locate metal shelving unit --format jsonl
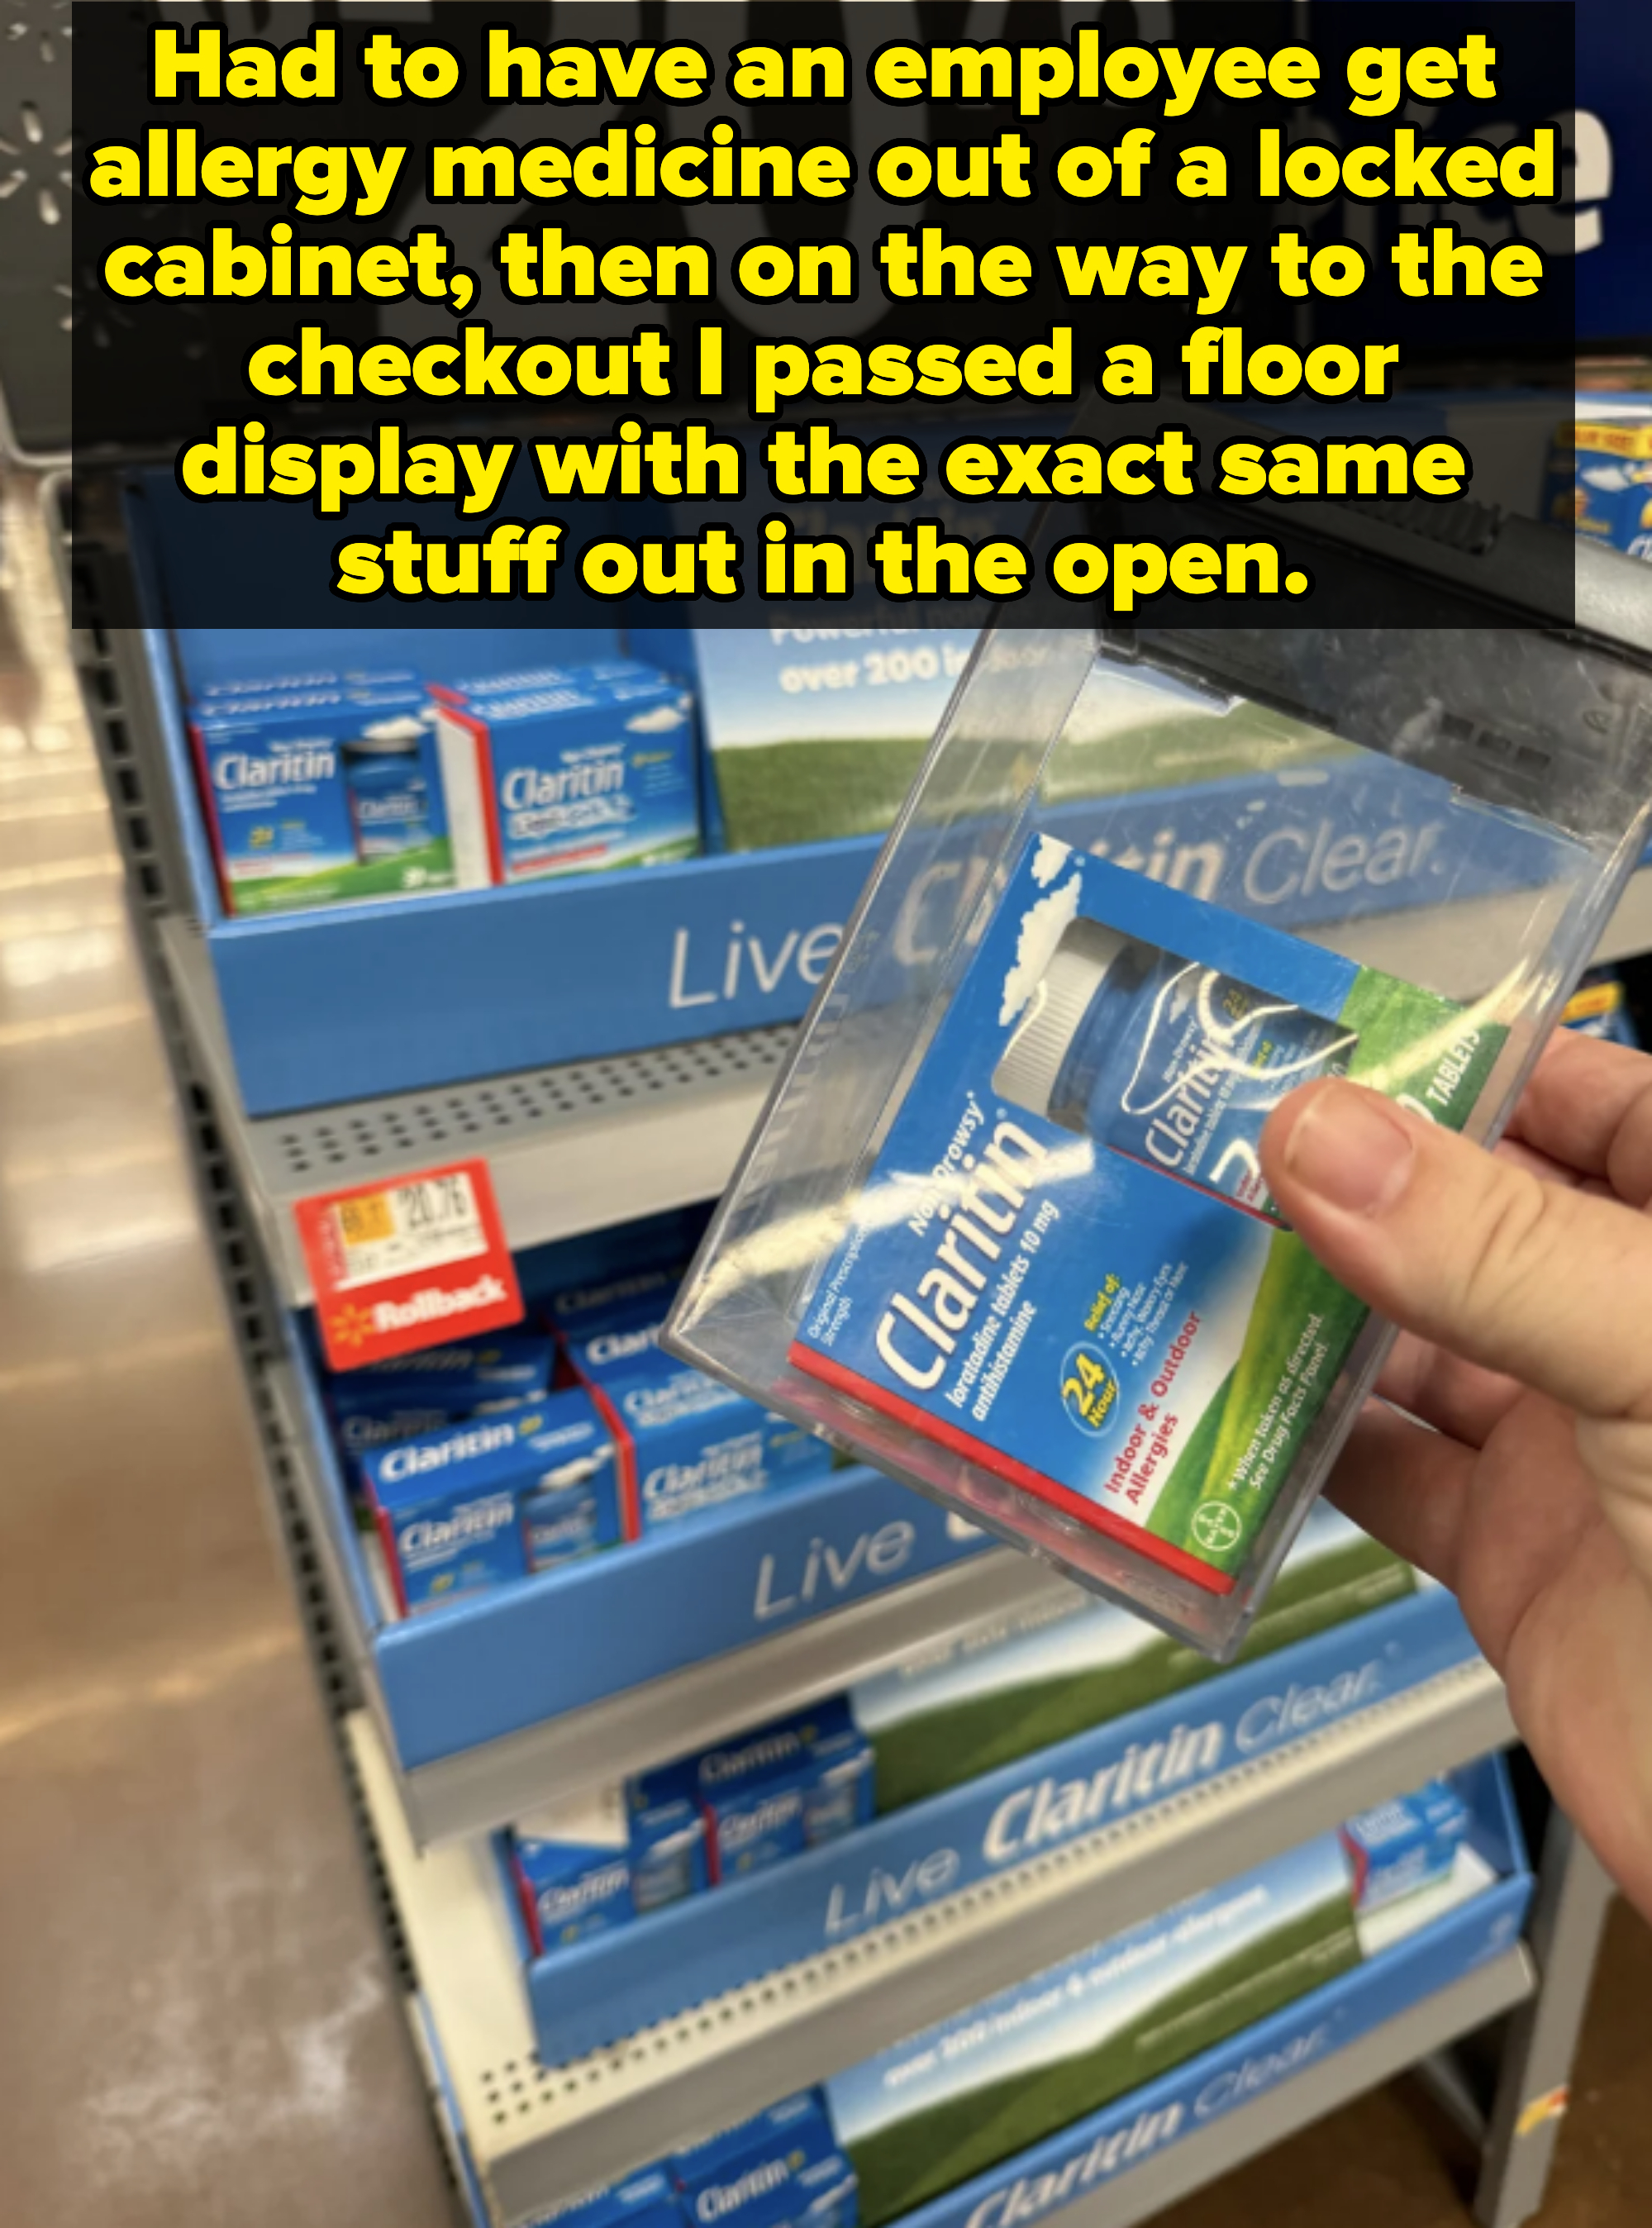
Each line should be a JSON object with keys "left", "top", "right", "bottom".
{"left": 159, "top": 872, "right": 1652, "bottom": 1307}
{"left": 351, "top": 1657, "right": 1519, "bottom": 2223}
{"left": 39, "top": 460, "right": 1632, "bottom": 2228}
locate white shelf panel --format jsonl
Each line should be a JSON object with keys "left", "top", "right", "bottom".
{"left": 349, "top": 1650, "right": 1516, "bottom": 2225}
{"left": 164, "top": 867, "right": 1652, "bottom": 1306}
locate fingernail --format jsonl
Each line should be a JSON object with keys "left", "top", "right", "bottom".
{"left": 1283, "top": 1083, "right": 1416, "bottom": 1216}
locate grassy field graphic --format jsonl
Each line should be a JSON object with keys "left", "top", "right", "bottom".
{"left": 870, "top": 1533, "right": 1412, "bottom": 1814}
{"left": 227, "top": 838, "right": 456, "bottom": 914}
{"left": 711, "top": 711, "right": 1343, "bottom": 854}
{"left": 848, "top": 1892, "right": 1361, "bottom": 2227}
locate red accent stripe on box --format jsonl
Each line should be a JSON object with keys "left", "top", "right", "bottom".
{"left": 582, "top": 1374, "right": 640, "bottom": 1542}
{"left": 509, "top": 1849, "right": 546, "bottom": 1959}
{"left": 788, "top": 1344, "right": 1235, "bottom": 1597}
{"left": 452, "top": 707, "right": 507, "bottom": 887}
{"left": 369, "top": 1495, "right": 413, "bottom": 1620}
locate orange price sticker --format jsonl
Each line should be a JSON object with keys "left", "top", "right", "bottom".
{"left": 293, "top": 1158, "right": 521, "bottom": 1371}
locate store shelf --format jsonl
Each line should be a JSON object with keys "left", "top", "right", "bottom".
{"left": 164, "top": 859, "right": 1652, "bottom": 1305}
{"left": 350, "top": 1654, "right": 1516, "bottom": 2223}
{"left": 276, "top": 1362, "right": 1075, "bottom": 1844}
{"left": 162, "top": 913, "right": 791, "bottom": 1303}
{"left": 1052, "top": 1943, "right": 1533, "bottom": 2228}
{"left": 423, "top": 1951, "right": 1533, "bottom": 2228}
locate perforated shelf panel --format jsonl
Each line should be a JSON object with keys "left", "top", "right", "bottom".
{"left": 410, "top": 1957, "right": 1534, "bottom": 2228}
{"left": 350, "top": 1653, "right": 1516, "bottom": 2226}
{"left": 160, "top": 916, "right": 790, "bottom": 1300}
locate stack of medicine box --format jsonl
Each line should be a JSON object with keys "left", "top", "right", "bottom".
{"left": 357, "top": 1382, "right": 621, "bottom": 1618}
{"left": 428, "top": 657, "right": 700, "bottom": 885}
{"left": 323, "top": 1326, "right": 553, "bottom": 1483}
{"left": 554, "top": 1268, "right": 835, "bottom": 1535}
{"left": 187, "top": 668, "right": 460, "bottom": 916}
{"left": 346, "top": 1261, "right": 834, "bottom": 1617}
{"left": 522, "top": 2095, "right": 858, "bottom": 2228}
{"left": 669, "top": 2093, "right": 858, "bottom": 2228}
{"left": 507, "top": 1703, "right": 875, "bottom": 1957}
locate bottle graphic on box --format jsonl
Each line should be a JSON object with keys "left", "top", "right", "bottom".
{"left": 994, "top": 917, "right": 1357, "bottom": 1223}
{"left": 342, "top": 718, "right": 435, "bottom": 864}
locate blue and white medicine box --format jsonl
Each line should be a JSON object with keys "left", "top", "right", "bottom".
{"left": 362, "top": 1390, "right": 621, "bottom": 1614}
{"left": 1545, "top": 412, "right": 1652, "bottom": 560}
{"left": 362, "top": 1416, "right": 531, "bottom": 1616}
{"left": 331, "top": 1400, "right": 466, "bottom": 1482}
{"left": 644, "top": 1704, "right": 874, "bottom": 1883}
{"left": 548, "top": 1264, "right": 684, "bottom": 1337}
{"left": 550, "top": 1265, "right": 683, "bottom": 1383}
{"left": 432, "top": 662, "right": 699, "bottom": 885}
{"left": 526, "top": 2167, "right": 687, "bottom": 2228}
{"left": 597, "top": 1351, "right": 833, "bottom": 1535}
{"left": 326, "top": 1329, "right": 554, "bottom": 1416}
{"left": 670, "top": 2092, "right": 847, "bottom": 2228}
{"left": 324, "top": 1327, "right": 553, "bottom": 1480}
{"left": 509, "top": 1785, "right": 637, "bottom": 1954}
{"left": 568, "top": 1316, "right": 664, "bottom": 1379}
{"left": 626, "top": 1779, "right": 712, "bottom": 1915}
{"left": 510, "top": 1390, "right": 626, "bottom": 1575}
{"left": 198, "top": 663, "right": 420, "bottom": 697}
{"left": 1340, "top": 1781, "right": 1470, "bottom": 1914}
{"left": 506, "top": 1778, "right": 709, "bottom": 1958}
{"left": 189, "top": 683, "right": 456, "bottom": 916}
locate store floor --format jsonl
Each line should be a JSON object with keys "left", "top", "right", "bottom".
{"left": 0, "top": 469, "right": 1648, "bottom": 2228}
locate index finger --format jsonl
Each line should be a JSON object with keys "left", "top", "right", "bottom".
{"left": 1507, "top": 1031, "right": 1652, "bottom": 1207}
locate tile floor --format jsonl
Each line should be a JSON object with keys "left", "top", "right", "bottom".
{"left": 0, "top": 469, "right": 1647, "bottom": 2228}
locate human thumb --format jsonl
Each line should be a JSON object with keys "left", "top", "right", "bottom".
{"left": 1260, "top": 1077, "right": 1652, "bottom": 1569}
{"left": 1261, "top": 1078, "right": 1652, "bottom": 1419}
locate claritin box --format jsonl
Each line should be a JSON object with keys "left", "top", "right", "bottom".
{"left": 323, "top": 1327, "right": 553, "bottom": 1478}
{"left": 507, "top": 1779, "right": 707, "bottom": 1955}
{"left": 431, "top": 661, "right": 698, "bottom": 885}
{"left": 362, "top": 1388, "right": 621, "bottom": 1615}
{"left": 1340, "top": 1781, "right": 1469, "bottom": 1913}
{"left": 189, "top": 683, "right": 455, "bottom": 916}
{"left": 326, "top": 1328, "right": 554, "bottom": 1415}
{"left": 594, "top": 1350, "right": 833, "bottom": 1535}
{"left": 671, "top": 2092, "right": 857, "bottom": 2228}
{"left": 643, "top": 1704, "right": 874, "bottom": 1884}
{"left": 788, "top": 834, "right": 1503, "bottom": 1603}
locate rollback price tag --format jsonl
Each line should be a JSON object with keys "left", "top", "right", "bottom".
{"left": 293, "top": 1159, "right": 522, "bottom": 1369}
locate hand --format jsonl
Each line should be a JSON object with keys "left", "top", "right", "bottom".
{"left": 1259, "top": 1030, "right": 1652, "bottom": 1917}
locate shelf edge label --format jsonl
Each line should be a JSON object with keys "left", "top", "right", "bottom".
{"left": 294, "top": 1159, "right": 521, "bottom": 1369}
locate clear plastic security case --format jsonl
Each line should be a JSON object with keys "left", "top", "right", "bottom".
{"left": 668, "top": 518, "right": 1652, "bottom": 1658}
